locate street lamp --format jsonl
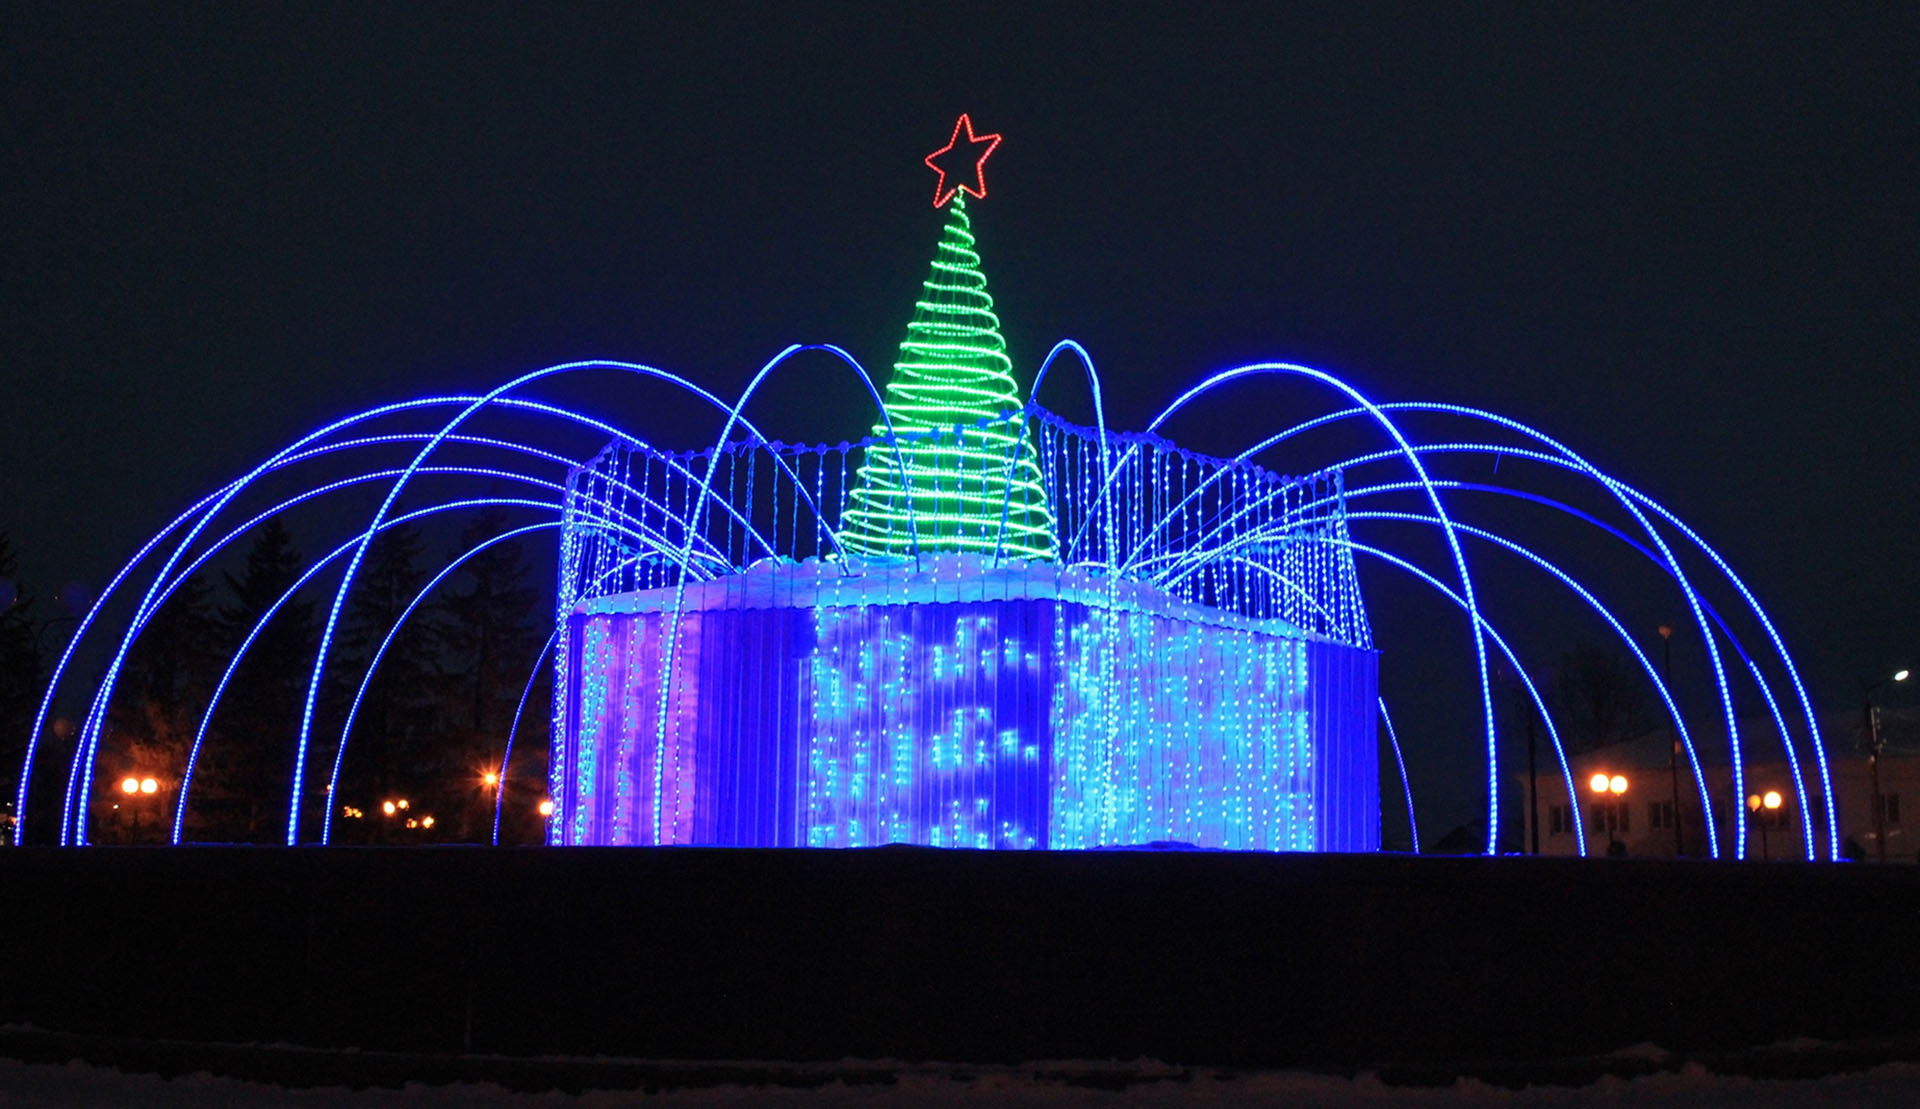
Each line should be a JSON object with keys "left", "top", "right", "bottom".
{"left": 1865, "top": 668, "right": 1910, "bottom": 863}
{"left": 537, "top": 798, "right": 554, "bottom": 819}
{"left": 1747, "top": 789, "right": 1782, "bottom": 859}
{"left": 1588, "top": 772, "right": 1629, "bottom": 855}
{"left": 1658, "top": 624, "right": 1685, "bottom": 856}
{"left": 117, "top": 774, "right": 162, "bottom": 842}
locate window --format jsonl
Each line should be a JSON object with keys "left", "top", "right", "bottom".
{"left": 1875, "top": 792, "right": 1901, "bottom": 826}
{"left": 1590, "top": 801, "right": 1630, "bottom": 834}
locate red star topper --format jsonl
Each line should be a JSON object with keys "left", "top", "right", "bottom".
{"left": 924, "top": 113, "right": 1002, "bottom": 208}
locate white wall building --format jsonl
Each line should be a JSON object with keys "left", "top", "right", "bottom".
{"left": 1515, "top": 707, "right": 1920, "bottom": 861}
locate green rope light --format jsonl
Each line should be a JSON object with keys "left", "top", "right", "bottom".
{"left": 842, "top": 192, "right": 1058, "bottom": 561}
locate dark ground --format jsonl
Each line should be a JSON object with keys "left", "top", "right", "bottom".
{"left": 2, "top": 846, "right": 1916, "bottom": 1081}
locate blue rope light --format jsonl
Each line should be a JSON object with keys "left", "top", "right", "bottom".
{"left": 320, "top": 522, "right": 562, "bottom": 845}
{"left": 1377, "top": 699, "right": 1420, "bottom": 854}
{"left": 23, "top": 338, "right": 1822, "bottom": 865}
{"left": 492, "top": 631, "right": 558, "bottom": 846}
{"left": 170, "top": 498, "right": 561, "bottom": 843}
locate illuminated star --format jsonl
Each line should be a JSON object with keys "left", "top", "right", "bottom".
{"left": 924, "top": 114, "right": 1001, "bottom": 209}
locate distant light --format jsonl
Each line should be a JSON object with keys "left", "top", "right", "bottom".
{"left": 139, "top": 778, "right": 157, "bottom": 795}
{"left": 537, "top": 799, "right": 555, "bottom": 818}
{"left": 382, "top": 800, "right": 397, "bottom": 816}
{"left": 1748, "top": 793, "right": 1762, "bottom": 813}
{"left": 483, "top": 772, "right": 499, "bottom": 788}
{"left": 1763, "top": 790, "right": 1782, "bottom": 811}
{"left": 1896, "top": 670, "right": 1911, "bottom": 683}
{"left": 397, "top": 799, "right": 409, "bottom": 810}
{"left": 1608, "top": 775, "right": 1628, "bottom": 796}
{"left": 421, "top": 815, "right": 435, "bottom": 829}
{"left": 120, "top": 777, "right": 139, "bottom": 795}
{"left": 1588, "top": 773, "right": 1610, "bottom": 794}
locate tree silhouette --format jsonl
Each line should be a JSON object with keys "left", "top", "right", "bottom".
{"left": 437, "top": 510, "right": 542, "bottom": 839}
{"left": 203, "top": 517, "right": 318, "bottom": 842}
{"left": 109, "top": 570, "right": 221, "bottom": 842}
{"left": 0, "top": 531, "right": 44, "bottom": 840}
{"left": 333, "top": 523, "right": 444, "bottom": 843}
{"left": 1549, "top": 642, "right": 1651, "bottom": 752}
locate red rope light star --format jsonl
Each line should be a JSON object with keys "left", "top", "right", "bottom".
{"left": 925, "top": 114, "right": 1001, "bottom": 209}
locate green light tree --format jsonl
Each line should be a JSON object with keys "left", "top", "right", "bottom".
{"left": 841, "top": 191, "right": 1056, "bottom": 560}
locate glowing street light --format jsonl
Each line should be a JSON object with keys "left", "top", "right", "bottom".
{"left": 382, "top": 800, "right": 397, "bottom": 816}
{"left": 537, "top": 798, "right": 555, "bottom": 818}
{"left": 117, "top": 773, "right": 162, "bottom": 843}
{"left": 1588, "top": 772, "right": 1629, "bottom": 855}
{"left": 483, "top": 771, "right": 499, "bottom": 789}
{"left": 1747, "top": 790, "right": 1784, "bottom": 859}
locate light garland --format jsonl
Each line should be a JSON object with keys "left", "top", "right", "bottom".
{"left": 840, "top": 193, "right": 1057, "bottom": 561}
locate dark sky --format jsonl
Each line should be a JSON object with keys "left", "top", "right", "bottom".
{"left": 4, "top": 4, "right": 1915, "bottom": 834}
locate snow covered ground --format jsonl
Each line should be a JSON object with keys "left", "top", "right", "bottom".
{"left": 4, "top": 1054, "right": 1920, "bottom": 1107}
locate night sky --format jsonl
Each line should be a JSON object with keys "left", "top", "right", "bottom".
{"left": 4, "top": 4, "right": 1915, "bottom": 836}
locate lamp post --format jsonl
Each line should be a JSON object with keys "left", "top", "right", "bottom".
{"left": 1659, "top": 624, "right": 1684, "bottom": 856}
{"left": 118, "top": 775, "right": 160, "bottom": 843}
{"left": 1588, "top": 772, "right": 1629, "bottom": 855}
{"left": 1500, "top": 669, "right": 1541, "bottom": 855}
{"left": 1866, "top": 669, "right": 1910, "bottom": 863}
{"left": 1746, "top": 789, "right": 1782, "bottom": 859}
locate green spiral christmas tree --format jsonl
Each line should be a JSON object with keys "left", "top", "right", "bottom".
{"left": 841, "top": 117, "right": 1057, "bottom": 561}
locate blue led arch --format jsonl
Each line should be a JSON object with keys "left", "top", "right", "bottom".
{"left": 20, "top": 338, "right": 1823, "bottom": 866}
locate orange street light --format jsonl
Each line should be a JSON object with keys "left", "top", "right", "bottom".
{"left": 1589, "top": 772, "right": 1629, "bottom": 855}
{"left": 139, "top": 777, "right": 157, "bottom": 795}
{"left": 382, "top": 800, "right": 397, "bottom": 816}
{"left": 1747, "top": 790, "right": 1784, "bottom": 858}
{"left": 483, "top": 771, "right": 499, "bottom": 788}
{"left": 120, "top": 777, "right": 139, "bottom": 795}
{"left": 537, "top": 798, "right": 555, "bottom": 818}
